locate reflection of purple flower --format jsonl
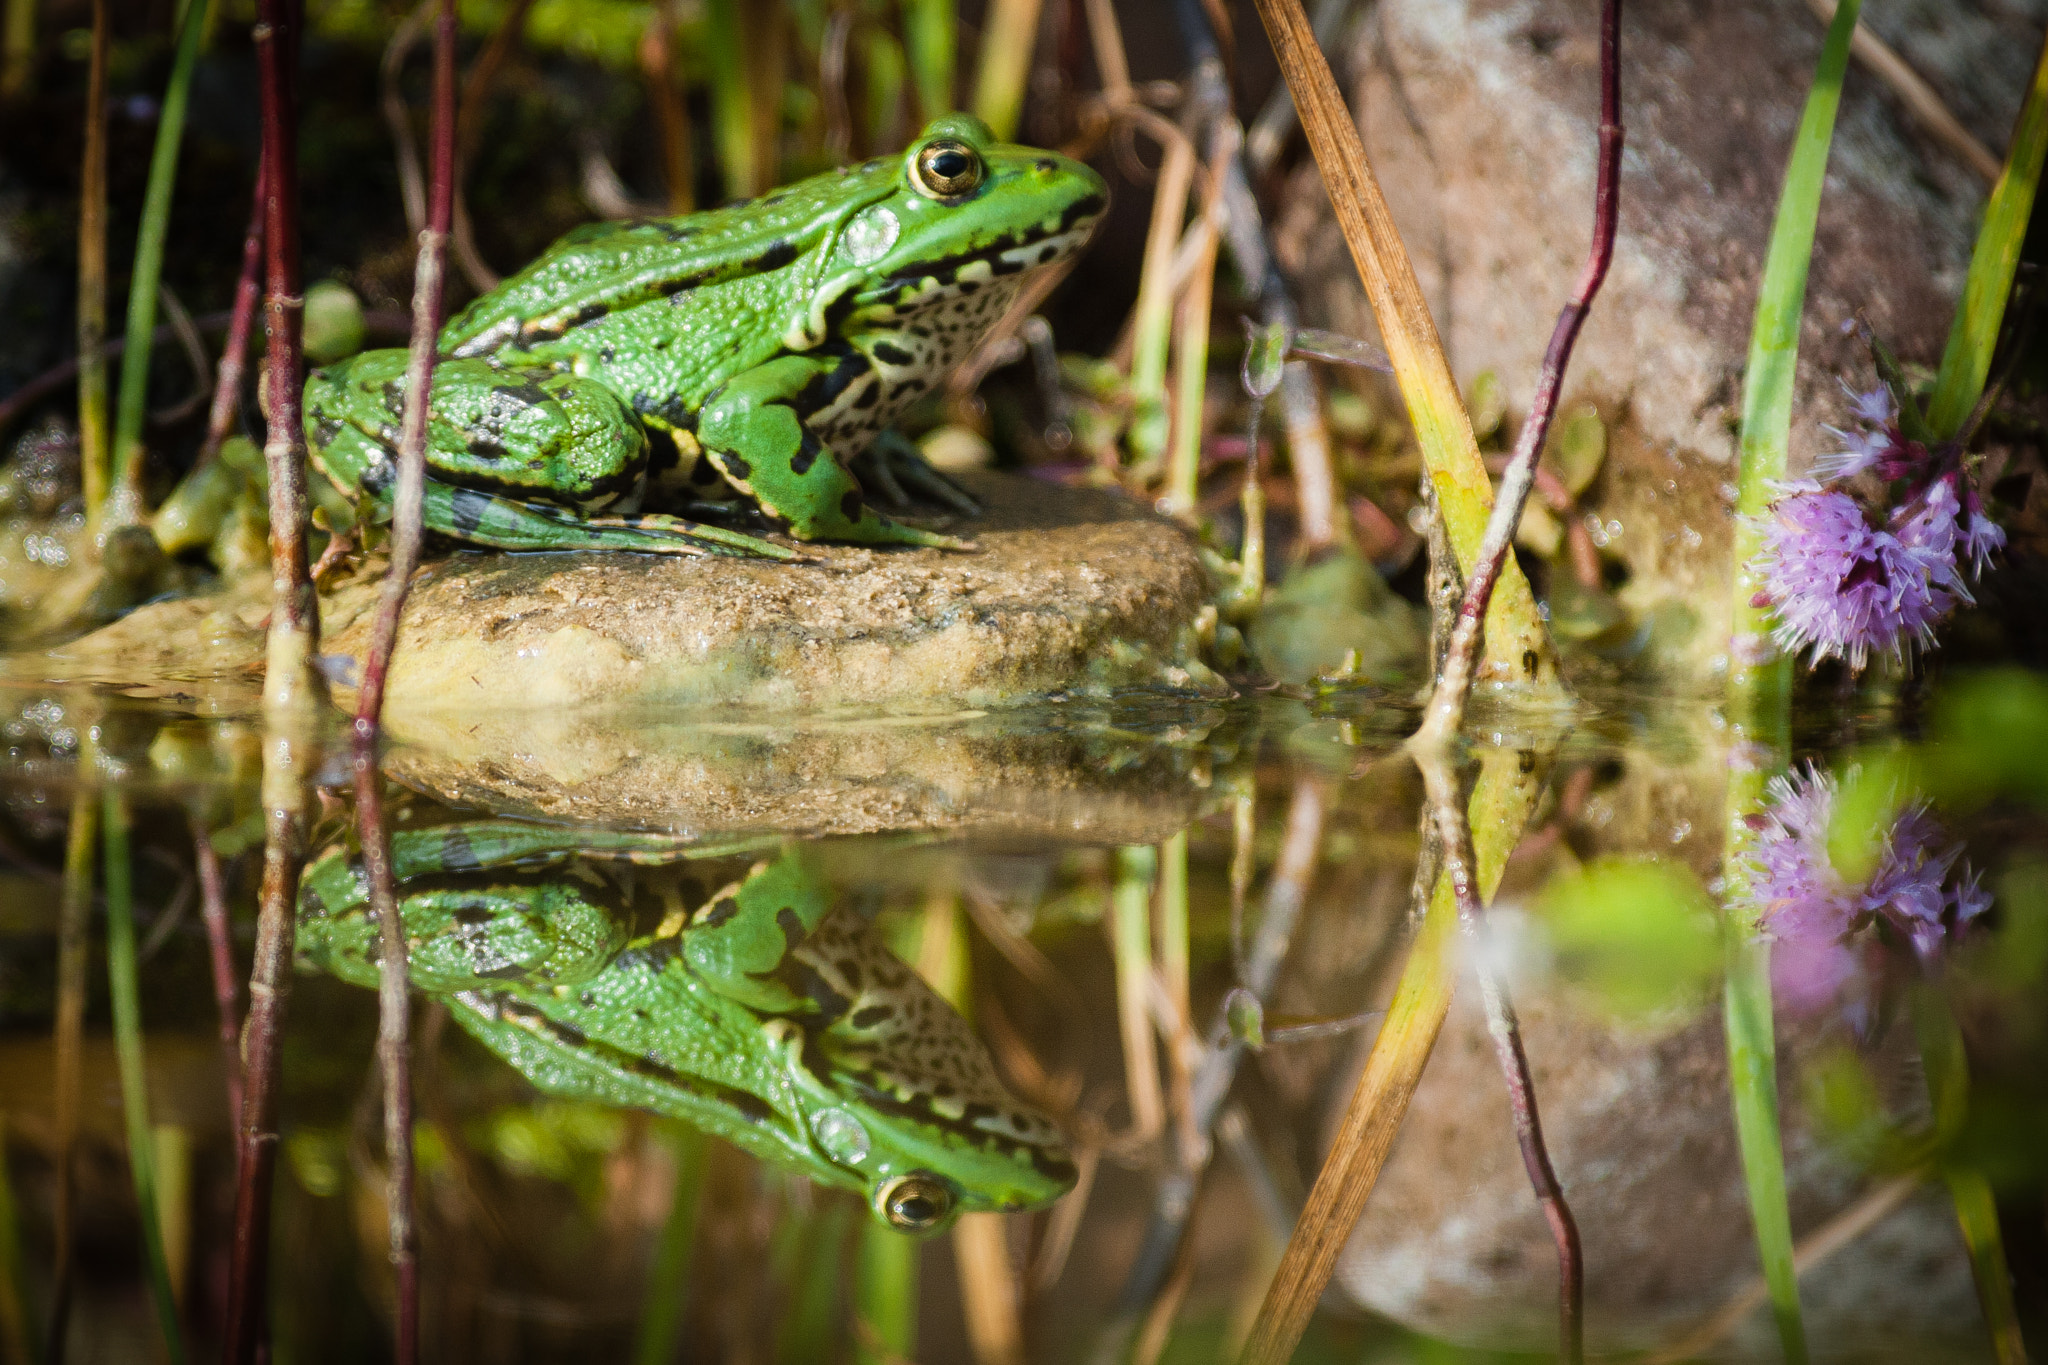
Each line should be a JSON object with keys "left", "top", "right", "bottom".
{"left": 1756, "top": 487, "right": 1954, "bottom": 670}
{"left": 1744, "top": 765, "right": 1988, "bottom": 1023}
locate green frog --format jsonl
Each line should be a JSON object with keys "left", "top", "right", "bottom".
{"left": 296, "top": 817, "right": 1077, "bottom": 1231}
{"left": 303, "top": 116, "right": 1107, "bottom": 558}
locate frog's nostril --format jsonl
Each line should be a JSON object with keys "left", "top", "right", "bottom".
{"left": 1034, "top": 158, "right": 1056, "bottom": 173}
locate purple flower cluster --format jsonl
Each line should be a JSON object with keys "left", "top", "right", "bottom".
{"left": 1753, "top": 384, "right": 2003, "bottom": 670}
{"left": 1745, "top": 765, "right": 1990, "bottom": 1024}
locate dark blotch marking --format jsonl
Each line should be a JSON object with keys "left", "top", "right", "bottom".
{"left": 753, "top": 240, "right": 800, "bottom": 272}
{"left": 722, "top": 453, "right": 753, "bottom": 481}
{"left": 496, "top": 380, "right": 554, "bottom": 407}
{"left": 872, "top": 340, "right": 914, "bottom": 367}
{"left": 775, "top": 907, "right": 806, "bottom": 954}
{"left": 313, "top": 415, "right": 345, "bottom": 447}
{"left": 851, "top": 381, "right": 880, "bottom": 410}
{"left": 689, "top": 455, "right": 722, "bottom": 486}
{"left": 851, "top": 1004, "right": 891, "bottom": 1029}
{"left": 449, "top": 487, "right": 493, "bottom": 534}
{"left": 840, "top": 489, "right": 863, "bottom": 521}
{"left": 1518, "top": 748, "right": 1538, "bottom": 774}
{"left": 465, "top": 434, "right": 508, "bottom": 461}
{"left": 701, "top": 895, "right": 741, "bottom": 928}
{"left": 957, "top": 280, "right": 980, "bottom": 295}
{"left": 380, "top": 380, "right": 408, "bottom": 416}
{"left": 790, "top": 430, "right": 822, "bottom": 476}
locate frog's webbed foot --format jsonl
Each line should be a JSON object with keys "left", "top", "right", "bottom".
{"left": 852, "top": 431, "right": 983, "bottom": 518}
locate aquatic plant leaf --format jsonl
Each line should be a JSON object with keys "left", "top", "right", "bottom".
{"left": 1465, "top": 368, "right": 1505, "bottom": 444}
{"left": 1548, "top": 403, "right": 1606, "bottom": 497}
{"left": 1536, "top": 856, "right": 1719, "bottom": 1017}
{"left": 1928, "top": 38, "right": 2048, "bottom": 437}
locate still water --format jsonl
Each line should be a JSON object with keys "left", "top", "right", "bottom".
{"left": 0, "top": 677, "right": 2040, "bottom": 1363}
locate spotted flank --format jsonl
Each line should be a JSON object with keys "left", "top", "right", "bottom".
{"left": 786, "top": 908, "right": 1077, "bottom": 1189}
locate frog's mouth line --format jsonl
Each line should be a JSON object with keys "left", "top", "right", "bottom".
{"left": 829, "top": 1067, "right": 1079, "bottom": 1188}
{"left": 862, "top": 192, "right": 1109, "bottom": 302}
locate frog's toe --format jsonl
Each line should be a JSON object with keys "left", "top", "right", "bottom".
{"left": 864, "top": 517, "right": 976, "bottom": 552}
{"left": 853, "top": 437, "right": 983, "bottom": 518}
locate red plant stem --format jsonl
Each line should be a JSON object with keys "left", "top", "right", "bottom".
{"left": 1414, "top": 0, "right": 1623, "bottom": 745}
{"left": 226, "top": 0, "right": 315, "bottom": 1353}
{"left": 198, "top": 165, "right": 268, "bottom": 469}
{"left": 1417, "top": 753, "right": 1583, "bottom": 1364}
{"left": 351, "top": 0, "right": 454, "bottom": 1356}
{"left": 192, "top": 814, "right": 245, "bottom": 1138}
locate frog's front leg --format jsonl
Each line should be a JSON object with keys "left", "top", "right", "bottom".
{"left": 697, "top": 355, "right": 970, "bottom": 549}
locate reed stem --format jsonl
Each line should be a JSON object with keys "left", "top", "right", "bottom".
{"left": 45, "top": 787, "right": 94, "bottom": 1365}
{"left": 227, "top": 0, "right": 316, "bottom": 1354}
{"left": 351, "top": 0, "right": 456, "bottom": 1354}
{"left": 1418, "top": 752, "right": 1582, "bottom": 1363}
{"left": 77, "top": 0, "right": 110, "bottom": 529}
{"left": 194, "top": 167, "right": 266, "bottom": 473}
{"left": 108, "top": 0, "right": 213, "bottom": 528}
{"left": 103, "top": 789, "right": 188, "bottom": 1365}
{"left": 1245, "top": 0, "right": 1555, "bottom": 684}
{"left": 1412, "top": 0, "right": 1621, "bottom": 746}
{"left": 192, "top": 814, "right": 245, "bottom": 1136}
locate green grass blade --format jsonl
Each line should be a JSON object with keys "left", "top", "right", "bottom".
{"left": 854, "top": 1216, "right": 917, "bottom": 1364}
{"left": 1732, "top": 0, "right": 1860, "bottom": 525}
{"left": 774, "top": 1197, "right": 852, "bottom": 1365}
{"left": 631, "top": 1123, "right": 708, "bottom": 1365}
{"left": 1716, "top": 6, "right": 1866, "bottom": 1359}
{"left": 968, "top": 0, "right": 1042, "bottom": 140}
{"left": 108, "top": 0, "right": 213, "bottom": 527}
{"left": 1722, "top": 927, "right": 1806, "bottom": 1365}
{"left": 1927, "top": 35, "right": 2048, "bottom": 437}
{"left": 103, "top": 790, "right": 188, "bottom": 1365}
{"left": 1945, "top": 1169, "right": 2029, "bottom": 1365}
{"left": 900, "top": 0, "right": 955, "bottom": 122}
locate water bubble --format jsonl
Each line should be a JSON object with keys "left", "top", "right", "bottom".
{"left": 813, "top": 1108, "right": 871, "bottom": 1165}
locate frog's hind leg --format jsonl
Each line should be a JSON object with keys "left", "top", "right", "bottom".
{"left": 418, "top": 473, "right": 800, "bottom": 558}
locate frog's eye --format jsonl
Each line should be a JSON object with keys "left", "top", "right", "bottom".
{"left": 876, "top": 1172, "right": 956, "bottom": 1232}
{"left": 911, "top": 139, "right": 985, "bottom": 200}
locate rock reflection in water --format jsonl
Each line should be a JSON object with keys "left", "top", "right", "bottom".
{"left": 0, "top": 686, "right": 2035, "bottom": 1363}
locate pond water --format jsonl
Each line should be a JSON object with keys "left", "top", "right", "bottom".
{"left": 0, "top": 675, "right": 2041, "bottom": 1363}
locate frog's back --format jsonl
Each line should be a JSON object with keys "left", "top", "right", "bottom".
{"left": 441, "top": 162, "right": 900, "bottom": 358}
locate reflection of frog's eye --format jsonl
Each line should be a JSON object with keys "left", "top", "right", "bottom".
{"left": 911, "top": 140, "right": 984, "bottom": 199}
{"left": 877, "top": 1172, "right": 955, "bottom": 1232}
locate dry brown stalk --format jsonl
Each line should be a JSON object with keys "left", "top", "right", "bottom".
{"left": 1246, "top": 0, "right": 1555, "bottom": 684}
{"left": 76, "top": 0, "right": 109, "bottom": 527}
{"left": 1806, "top": 0, "right": 2001, "bottom": 184}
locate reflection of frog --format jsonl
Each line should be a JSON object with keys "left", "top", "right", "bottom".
{"left": 296, "top": 819, "right": 1076, "bottom": 1231}
{"left": 302, "top": 116, "right": 1106, "bottom": 557}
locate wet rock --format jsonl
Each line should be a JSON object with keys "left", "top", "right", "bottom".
{"left": 1334, "top": 983, "right": 1984, "bottom": 1358}
{"left": 45, "top": 472, "right": 1220, "bottom": 712}
{"left": 376, "top": 707, "right": 1214, "bottom": 844}
{"left": 1278, "top": 0, "right": 2040, "bottom": 675}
